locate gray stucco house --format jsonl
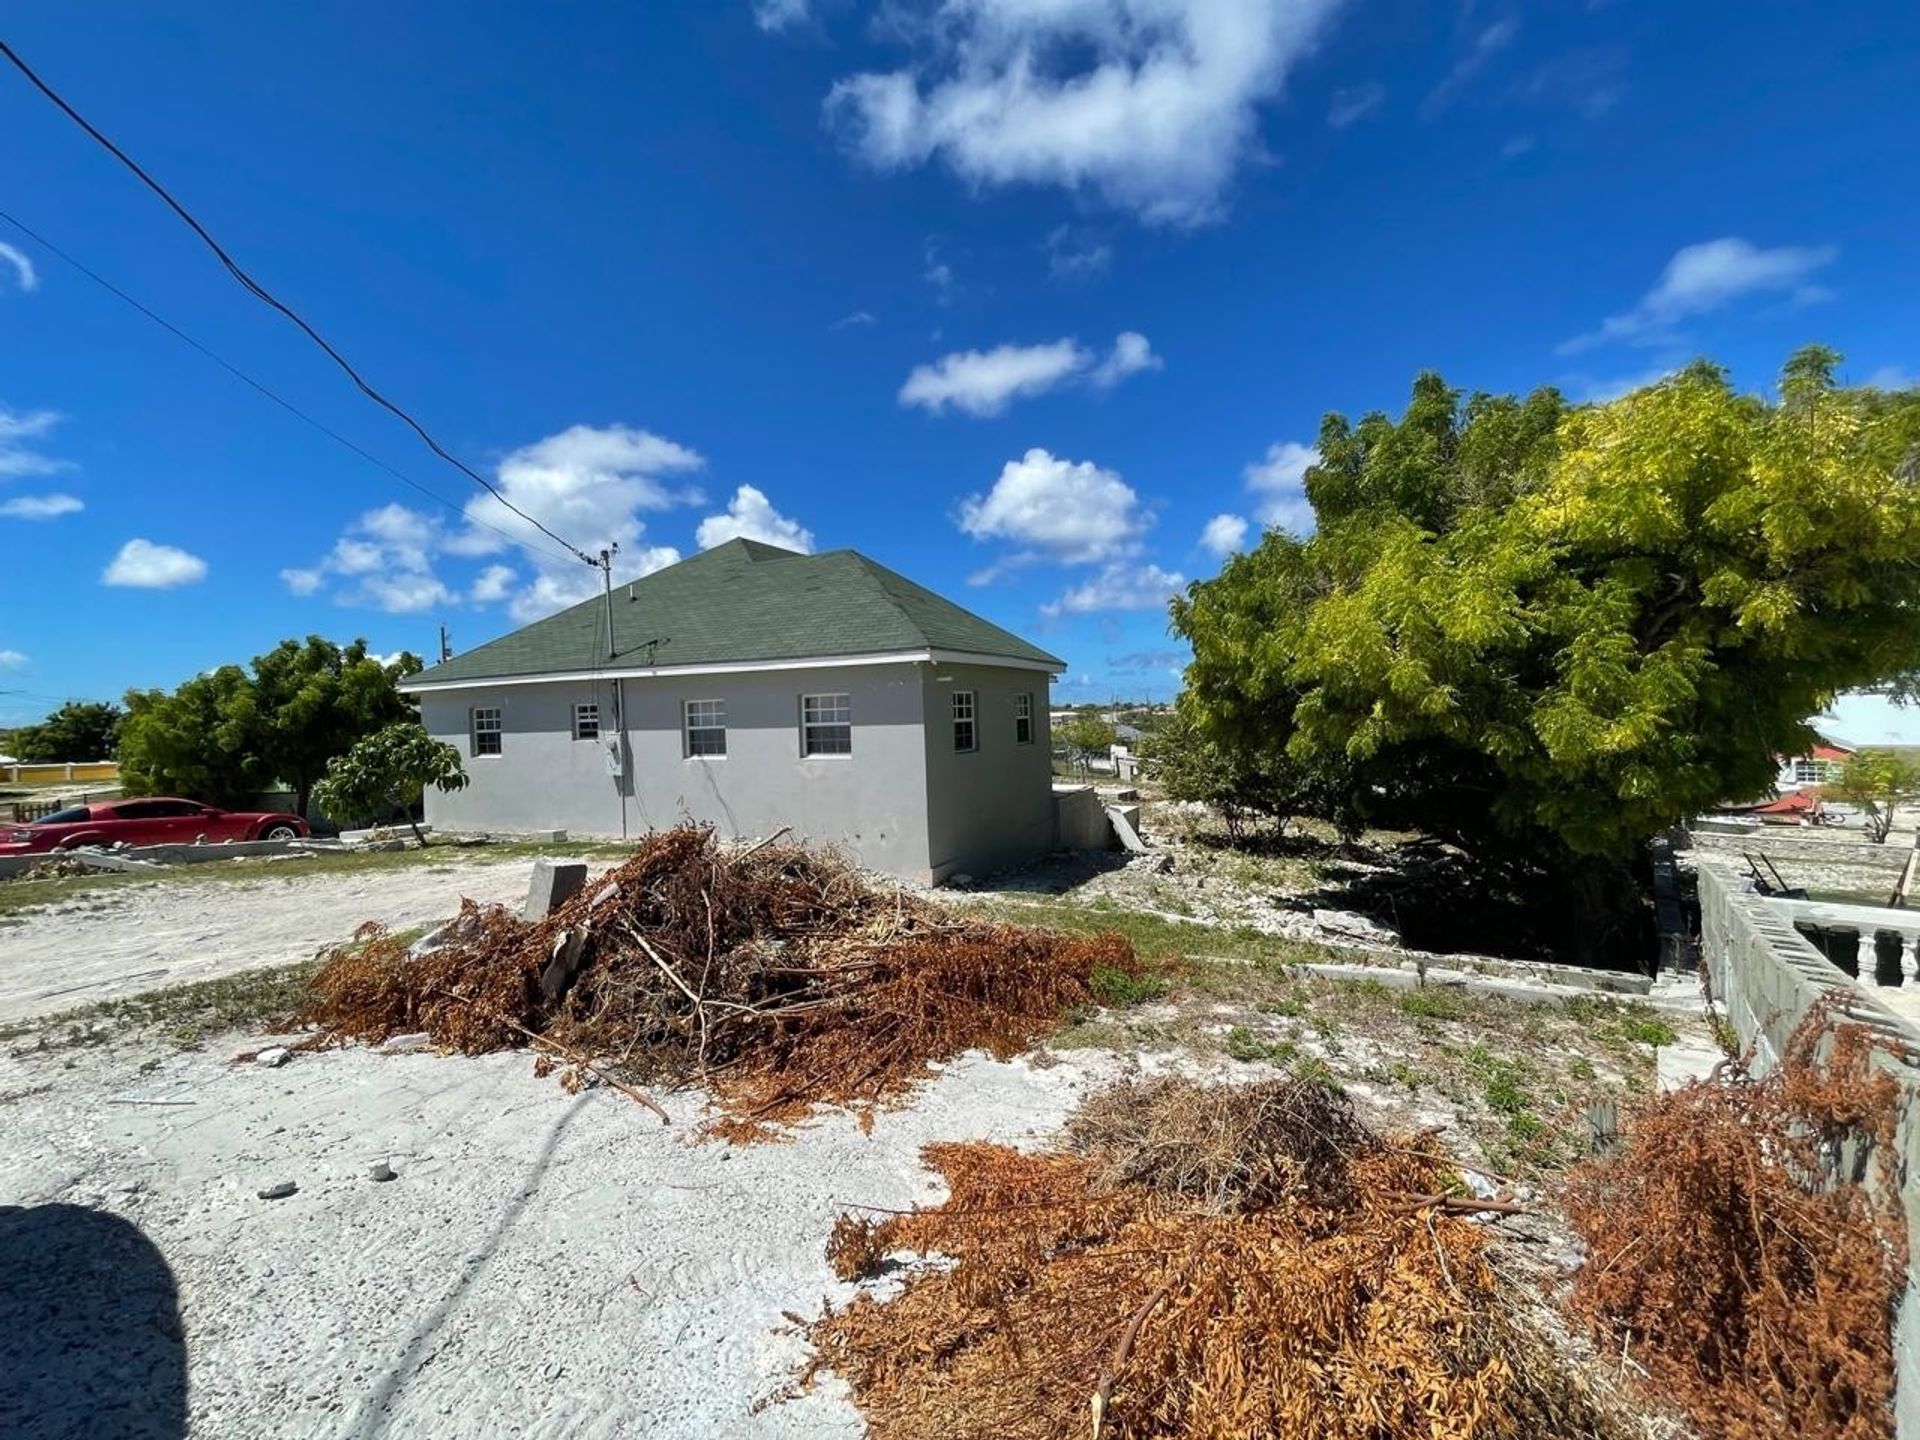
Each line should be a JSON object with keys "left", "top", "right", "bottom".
{"left": 401, "top": 539, "right": 1065, "bottom": 882}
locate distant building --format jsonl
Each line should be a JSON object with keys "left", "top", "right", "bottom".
{"left": 400, "top": 540, "right": 1064, "bottom": 882}
{"left": 1775, "top": 735, "right": 1855, "bottom": 791}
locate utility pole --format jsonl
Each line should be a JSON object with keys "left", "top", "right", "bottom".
{"left": 599, "top": 544, "right": 619, "bottom": 660}
{"left": 438, "top": 625, "right": 452, "bottom": 664}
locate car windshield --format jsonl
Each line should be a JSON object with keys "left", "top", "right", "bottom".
{"left": 35, "top": 806, "right": 92, "bottom": 826}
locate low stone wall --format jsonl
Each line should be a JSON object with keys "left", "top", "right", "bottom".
{"left": 1698, "top": 866, "right": 1920, "bottom": 1436}
{"left": 1693, "top": 829, "right": 1910, "bottom": 898}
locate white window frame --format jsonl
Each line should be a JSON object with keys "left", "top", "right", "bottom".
{"left": 952, "top": 690, "right": 977, "bottom": 753}
{"left": 1014, "top": 691, "right": 1034, "bottom": 746}
{"left": 470, "top": 705, "right": 503, "bottom": 758}
{"left": 801, "top": 692, "right": 852, "bottom": 758}
{"left": 684, "top": 698, "right": 727, "bottom": 758}
{"left": 573, "top": 703, "right": 600, "bottom": 742}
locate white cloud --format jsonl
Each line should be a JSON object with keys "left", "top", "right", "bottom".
{"left": 753, "top": 0, "right": 809, "bottom": 30}
{"left": 0, "top": 406, "right": 70, "bottom": 479}
{"left": 1500, "top": 134, "right": 1535, "bottom": 160}
{"left": 1244, "top": 440, "right": 1317, "bottom": 531}
{"left": 695, "top": 485, "right": 816, "bottom": 553}
{"left": 0, "top": 242, "right": 37, "bottom": 293}
{"left": 923, "top": 239, "right": 957, "bottom": 304}
{"left": 1563, "top": 364, "right": 1679, "bottom": 403}
{"left": 823, "top": 0, "right": 1344, "bottom": 226}
{"left": 960, "top": 448, "right": 1150, "bottom": 564}
{"left": 1200, "top": 512, "right": 1249, "bottom": 556}
{"left": 280, "top": 567, "right": 323, "bottom": 596}
{"left": 280, "top": 503, "right": 453, "bottom": 613}
{"left": 1042, "top": 561, "right": 1187, "bottom": 616}
{"left": 102, "top": 538, "right": 208, "bottom": 589}
{"left": 900, "top": 332, "right": 1160, "bottom": 416}
{"left": 0, "top": 649, "right": 26, "bottom": 669}
{"left": 833, "top": 309, "right": 877, "bottom": 329}
{"left": 469, "top": 564, "right": 516, "bottom": 603}
{"left": 1046, "top": 226, "right": 1113, "bottom": 281}
{"left": 0, "top": 493, "right": 83, "bottom": 519}
{"left": 1560, "top": 237, "right": 1838, "bottom": 354}
{"left": 1327, "top": 81, "right": 1383, "bottom": 128}
{"left": 1423, "top": 17, "right": 1518, "bottom": 118}
{"left": 1089, "top": 331, "right": 1162, "bottom": 388}
{"left": 1867, "top": 366, "right": 1918, "bottom": 391}
{"left": 455, "top": 423, "right": 705, "bottom": 620}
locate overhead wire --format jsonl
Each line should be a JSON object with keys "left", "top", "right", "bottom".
{"left": 0, "top": 209, "right": 580, "bottom": 570}
{"left": 0, "top": 37, "right": 599, "bottom": 569}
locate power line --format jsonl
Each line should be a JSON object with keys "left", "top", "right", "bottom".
{"left": 0, "top": 209, "right": 580, "bottom": 570}
{"left": 0, "top": 38, "right": 598, "bottom": 569}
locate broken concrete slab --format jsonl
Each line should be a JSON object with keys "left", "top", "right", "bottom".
{"left": 524, "top": 858, "right": 589, "bottom": 921}
{"left": 1313, "top": 908, "right": 1401, "bottom": 947}
{"left": 539, "top": 927, "right": 590, "bottom": 1001}
{"left": 1104, "top": 804, "right": 1151, "bottom": 855}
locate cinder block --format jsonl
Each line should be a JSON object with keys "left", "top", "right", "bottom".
{"left": 524, "top": 858, "right": 589, "bottom": 921}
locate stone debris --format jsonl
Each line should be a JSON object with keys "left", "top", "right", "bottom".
{"left": 368, "top": 1160, "right": 395, "bottom": 1183}
{"left": 254, "top": 1046, "right": 291, "bottom": 1068}
{"left": 523, "top": 857, "right": 589, "bottom": 921}
{"left": 1312, "top": 908, "right": 1401, "bottom": 947}
{"left": 379, "top": 1032, "right": 433, "bottom": 1054}
{"left": 257, "top": 1181, "right": 297, "bottom": 1200}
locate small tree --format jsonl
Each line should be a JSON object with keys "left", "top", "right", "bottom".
{"left": 1057, "top": 713, "right": 1119, "bottom": 775}
{"left": 311, "top": 722, "right": 468, "bottom": 844}
{"left": 1833, "top": 749, "right": 1920, "bottom": 844}
{"left": 10, "top": 701, "right": 124, "bottom": 762}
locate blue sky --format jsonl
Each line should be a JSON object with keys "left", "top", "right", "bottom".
{"left": 1, "top": 1, "right": 1916, "bottom": 725}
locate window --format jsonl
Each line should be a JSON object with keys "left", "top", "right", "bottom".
{"left": 573, "top": 703, "right": 600, "bottom": 742}
{"left": 471, "top": 706, "right": 503, "bottom": 757}
{"left": 952, "top": 690, "right": 976, "bottom": 753}
{"left": 1014, "top": 692, "right": 1034, "bottom": 746}
{"left": 802, "top": 693, "right": 852, "bottom": 756}
{"left": 685, "top": 699, "right": 727, "bottom": 757}
{"left": 1793, "top": 758, "right": 1838, "bottom": 785}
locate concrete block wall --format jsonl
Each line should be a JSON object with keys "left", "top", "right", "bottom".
{"left": 1698, "top": 867, "right": 1920, "bottom": 1436}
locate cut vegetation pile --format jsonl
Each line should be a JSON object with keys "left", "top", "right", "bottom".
{"left": 807, "top": 1075, "right": 1634, "bottom": 1440}
{"left": 1563, "top": 1004, "right": 1908, "bottom": 1440}
{"left": 304, "top": 825, "right": 1137, "bottom": 1127}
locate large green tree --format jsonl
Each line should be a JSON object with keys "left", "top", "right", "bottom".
{"left": 8, "top": 701, "right": 124, "bottom": 762}
{"left": 1174, "top": 350, "right": 1920, "bottom": 953}
{"left": 120, "top": 638, "right": 422, "bottom": 813}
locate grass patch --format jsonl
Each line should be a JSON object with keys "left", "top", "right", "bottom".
{"left": 2, "top": 958, "right": 326, "bottom": 1054}
{"left": 1224, "top": 1026, "right": 1298, "bottom": 1065}
{"left": 1394, "top": 987, "right": 1470, "bottom": 1021}
{"left": 1090, "top": 964, "right": 1169, "bottom": 1008}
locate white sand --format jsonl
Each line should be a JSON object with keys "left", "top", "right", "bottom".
{"left": 0, "top": 858, "right": 573, "bottom": 1025}
{"left": 1, "top": 1035, "right": 1123, "bottom": 1438}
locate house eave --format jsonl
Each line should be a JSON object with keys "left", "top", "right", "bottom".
{"left": 400, "top": 647, "right": 1064, "bottom": 695}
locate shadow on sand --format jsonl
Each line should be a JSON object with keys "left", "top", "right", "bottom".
{"left": 0, "top": 1202, "right": 186, "bottom": 1439}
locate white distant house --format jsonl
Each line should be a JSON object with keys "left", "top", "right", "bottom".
{"left": 400, "top": 540, "right": 1065, "bottom": 883}
{"left": 1775, "top": 734, "right": 1855, "bottom": 792}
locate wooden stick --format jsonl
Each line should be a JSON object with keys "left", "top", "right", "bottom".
{"left": 736, "top": 825, "right": 794, "bottom": 860}
{"left": 1397, "top": 1191, "right": 1529, "bottom": 1217}
{"left": 1091, "top": 1239, "right": 1206, "bottom": 1440}
{"left": 428, "top": 988, "right": 670, "bottom": 1124}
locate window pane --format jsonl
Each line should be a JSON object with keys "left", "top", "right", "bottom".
{"left": 803, "top": 693, "right": 852, "bottom": 755}
{"left": 685, "top": 699, "right": 726, "bottom": 757}
{"left": 472, "top": 706, "right": 502, "bottom": 757}
{"left": 953, "top": 691, "right": 976, "bottom": 751}
{"left": 574, "top": 704, "right": 600, "bottom": 741}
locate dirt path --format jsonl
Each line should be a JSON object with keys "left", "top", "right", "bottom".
{"left": 0, "top": 1036, "right": 1123, "bottom": 1438}
{"left": 0, "top": 858, "right": 567, "bottom": 1025}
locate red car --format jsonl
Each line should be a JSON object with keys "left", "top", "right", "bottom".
{"left": 0, "top": 798, "right": 309, "bottom": 853}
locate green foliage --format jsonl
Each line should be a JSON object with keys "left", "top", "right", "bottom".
{"left": 119, "top": 638, "right": 421, "bottom": 812}
{"left": 311, "top": 721, "right": 468, "bottom": 841}
{"left": 1224, "top": 1025, "right": 1298, "bottom": 1064}
{"left": 1175, "top": 350, "right": 1920, "bottom": 915}
{"left": 1833, "top": 747, "right": 1920, "bottom": 843}
{"left": 7, "top": 701, "right": 123, "bottom": 762}
{"left": 1395, "top": 986, "right": 1468, "bottom": 1021}
{"left": 1057, "top": 712, "right": 1119, "bottom": 771}
{"left": 1089, "top": 964, "right": 1168, "bottom": 1008}
{"left": 1143, "top": 702, "right": 1355, "bottom": 840}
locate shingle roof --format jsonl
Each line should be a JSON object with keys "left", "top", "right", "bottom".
{"left": 407, "top": 540, "right": 1065, "bottom": 685}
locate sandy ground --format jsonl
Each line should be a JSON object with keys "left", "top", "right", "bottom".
{"left": 0, "top": 1033, "right": 1129, "bottom": 1439}
{"left": 0, "top": 858, "right": 585, "bottom": 1025}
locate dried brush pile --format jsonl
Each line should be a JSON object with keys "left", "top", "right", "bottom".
{"left": 808, "top": 1076, "right": 1634, "bottom": 1440}
{"left": 304, "top": 825, "right": 1137, "bottom": 1126}
{"left": 1563, "top": 1005, "right": 1909, "bottom": 1440}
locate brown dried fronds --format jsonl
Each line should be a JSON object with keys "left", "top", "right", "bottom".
{"left": 1563, "top": 1000, "right": 1907, "bottom": 1440}
{"left": 302, "top": 825, "right": 1140, "bottom": 1128}
{"left": 1067, "top": 1073, "right": 1378, "bottom": 1213}
{"left": 807, "top": 1082, "right": 1634, "bottom": 1440}
{"left": 827, "top": 1213, "right": 887, "bottom": 1282}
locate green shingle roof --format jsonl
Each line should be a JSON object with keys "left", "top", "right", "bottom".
{"left": 407, "top": 540, "right": 1065, "bottom": 685}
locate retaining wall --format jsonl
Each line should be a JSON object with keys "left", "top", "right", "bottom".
{"left": 1698, "top": 866, "right": 1920, "bottom": 1435}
